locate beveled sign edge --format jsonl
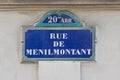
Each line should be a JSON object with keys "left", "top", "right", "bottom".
{"left": 21, "top": 26, "right": 96, "bottom": 62}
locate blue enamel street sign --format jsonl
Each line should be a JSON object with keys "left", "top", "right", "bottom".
{"left": 22, "top": 27, "right": 95, "bottom": 61}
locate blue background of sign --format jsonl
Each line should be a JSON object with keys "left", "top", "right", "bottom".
{"left": 25, "top": 29, "right": 93, "bottom": 59}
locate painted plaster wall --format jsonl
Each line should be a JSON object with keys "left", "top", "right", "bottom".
{"left": 78, "top": 11, "right": 120, "bottom": 80}
{"left": 0, "top": 10, "right": 120, "bottom": 80}
{"left": 0, "top": 12, "right": 38, "bottom": 80}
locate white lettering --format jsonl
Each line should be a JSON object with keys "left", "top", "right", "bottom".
{"left": 50, "top": 33, "right": 68, "bottom": 39}
{"left": 53, "top": 41, "right": 64, "bottom": 47}
{"left": 26, "top": 49, "right": 32, "bottom": 55}
{"left": 25, "top": 49, "right": 92, "bottom": 56}
{"left": 61, "top": 18, "right": 72, "bottom": 23}
{"left": 87, "top": 49, "right": 91, "bottom": 55}
{"left": 50, "top": 33, "right": 56, "bottom": 39}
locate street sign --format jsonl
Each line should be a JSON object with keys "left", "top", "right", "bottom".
{"left": 43, "top": 13, "right": 75, "bottom": 24}
{"left": 22, "top": 27, "right": 95, "bottom": 61}
{"left": 35, "top": 10, "right": 83, "bottom": 27}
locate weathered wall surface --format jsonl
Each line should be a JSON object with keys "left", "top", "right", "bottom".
{"left": 0, "top": 12, "right": 38, "bottom": 80}
{"left": 0, "top": 0, "right": 120, "bottom": 4}
{"left": 0, "top": 9, "right": 120, "bottom": 80}
{"left": 78, "top": 11, "right": 120, "bottom": 80}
